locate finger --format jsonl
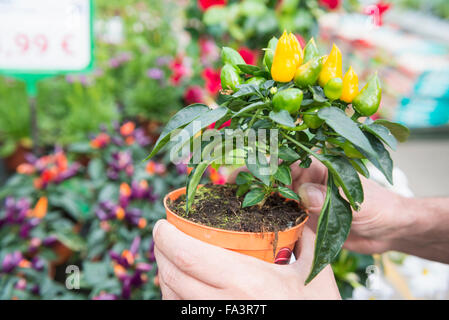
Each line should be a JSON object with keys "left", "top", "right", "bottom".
{"left": 153, "top": 219, "right": 266, "bottom": 288}
{"left": 292, "top": 225, "right": 316, "bottom": 272}
{"left": 297, "top": 183, "right": 327, "bottom": 214}
{"left": 155, "top": 246, "right": 224, "bottom": 300}
{"left": 158, "top": 275, "right": 181, "bottom": 300}
{"left": 291, "top": 159, "right": 328, "bottom": 192}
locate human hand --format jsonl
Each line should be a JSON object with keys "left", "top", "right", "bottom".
{"left": 153, "top": 219, "right": 341, "bottom": 300}
{"left": 229, "top": 160, "right": 410, "bottom": 255}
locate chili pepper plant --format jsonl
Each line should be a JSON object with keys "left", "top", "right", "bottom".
{"left": 147, "top": 31, "right": 410, "bottom": 283}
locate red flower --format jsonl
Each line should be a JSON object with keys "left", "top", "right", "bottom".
{"left": 170, "top": 56, "right": 189, "bottom": 85}
{"left": 202, "top": 68, "right": 221, "bottom": 95}
{"left": 364, "top": 1, "right": 391, "bottom": 26}
{"left": 238, "top": 47, "right": 257, "bottom": 65}
{"left": 294, "top": 34, "right": 306, "bottom": 49}
{"left": 184, "top": 86, "right": 204, "bottom": 105}
{"left": 198, "top": 0, "right": 226, "bottom": 11}
{"left": 208, "top": 119, "right": 231, "bottom": 130}
{"left": 319, "top": 0, "right": 340, "bottom": 10}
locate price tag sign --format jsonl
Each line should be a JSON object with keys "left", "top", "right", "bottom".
{"left": 0, "top": 0, "right": 93, "bottom": 75}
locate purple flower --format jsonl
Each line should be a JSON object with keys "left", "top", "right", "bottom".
{"left": 134, "top": 128, "right": 150, "bottom": 146}
{"left": 43, "top": 235, "right": 58, "bottom": 247}
{"left": 146, "top": 68, "right": 164, "bottom": 80}
{"left": 176, "top": 163, "right": 188, "bottom": 175}
{"left": 95, "top": 208, "right": 109, "bottom": 221}
{"left": 156, "top": 56, "right": 171, "bottom": 66}
{"left": 130, "top": 237, "right": 141, "bottom": 256}
{"left": 121, "top": 277, "right": 132, "bottom": 299}
{"left": 31, "top": 257, "right": 45, "bottom": 271}
{"left": 15, "top": 278, "right": 27, "bottom": 290}
{"left": 136, "top": 262, "right": 152, "bottom": 273}
{"left": 2, "top": 251, "right": 22, "bottom": 273}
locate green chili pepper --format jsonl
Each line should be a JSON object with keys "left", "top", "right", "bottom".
{"left": 272, "top": 88, "right": 303, "bottom": 115}
{"left": 221, "top": 64, "right": 243, "bottom": 91}
{"left": 221, "top": 47, "right": 246, "bottom": 68}
{"left": 293, "top": 56, "right": 325, "bottom": 88}
{"left": 245, "top": 76, "right": 265, "bottom": 86}
{"left": 352, "top": 73, "right": 382, "bottom": 117}
{"left": 303, "top": 106, "right": 325, "bottom": 129}
{"left": 263, "top": 37, "right": 278, "bottom": 71}
{"left": 324, "top": 77, "right": 343, "bottom": 101}
{"left": 303, "top": 37, "right": 320, "bottom": 63}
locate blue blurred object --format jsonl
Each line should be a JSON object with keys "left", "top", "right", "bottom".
{"left": 395, "top": 71, "right": 449, "bottom": 128}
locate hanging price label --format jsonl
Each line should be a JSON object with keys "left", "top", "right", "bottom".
{"left": 0, "top": 0, "right": 93, "bottom": 74}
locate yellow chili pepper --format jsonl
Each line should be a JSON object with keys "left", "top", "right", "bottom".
{"left": 318, "top": 44, "right": 342, "bottom": 87}
{"left": 289, "top": 32, "right": 303, "bottom": 67}
{"left": 341, "top": 66, "right": 359, "bottom": 103}
{"left": 271, "top": 31, "right": 302, "bottom": 83}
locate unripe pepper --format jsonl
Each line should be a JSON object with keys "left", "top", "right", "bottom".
{"left": 272, "top": 88, "right": 303, "bottom": 115}
{"left": 294, "top": 56, "right": 325, "bottom": 88}
{"left": 318, "top": 44, "right": 342, "bottom": 87}
{"left": 303, "top": 106, "right": 325, "bottom": 129}
{"left": 245, "top": 76, "right": 265, "bottom": 86}
{"left": 303, "top": 38, "right": 320, "bottom": 63}
{"left": 221, "top": 64, "right": 243, "bottom": 91}
{"left": 271, "top": 31, "right": 302, "bottom": 83}
{"left": 324, "top": 77, "right": 343, "bottom": 101}
{"left": 352, "top": 73, "right": 382, "bottom": 116}
{"left": 341, "top": 66, "right": 359, "bottom": 103}
{"left": 221, "top": 47, "right": 246, "bottom": 68}
{"left": 263, "top": 37, "right": 278, "bottom": 71}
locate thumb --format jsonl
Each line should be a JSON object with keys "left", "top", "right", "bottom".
{"left": 297, "top": 183, "right": 326, "bottom": 214}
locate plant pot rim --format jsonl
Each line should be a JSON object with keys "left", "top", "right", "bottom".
{"left": 163, "top": 185, "right": 309, "bottom": 237}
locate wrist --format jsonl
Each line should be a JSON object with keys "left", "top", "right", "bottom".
{"left": 389, "top": 197, "right": 449, "bottom": 262}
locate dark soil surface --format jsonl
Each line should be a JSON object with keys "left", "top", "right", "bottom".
{"left": 168, "top": 184, "right": 308, "bottom": 233}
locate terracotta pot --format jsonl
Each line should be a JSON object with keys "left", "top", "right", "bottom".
{"left": 163, "top": 187, "right": 309, "bottom": 264}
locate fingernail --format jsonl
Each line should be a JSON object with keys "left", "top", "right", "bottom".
{"left": 298, "top": 183, "right": 325, "bottom": 209}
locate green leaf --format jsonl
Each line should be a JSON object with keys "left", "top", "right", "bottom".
{"left": 233, "top": 101, "right": 268, "bottom": 118}
{"left": 232, "top": 84, "right": 260, "bottom": 98}
{"left": 274, "top": 166, "right": 292, "bottom": 185}
{"left": 242, "top": 188, "right": 266, "bottom": 208}
{"left": 362, "top": 123, "right": 397, "bottom": 150}
{"left": 83, "top": 261, "right": 109, "bottom": 286}
{"left": 87, "top": 158, "right": 104, "bottom": 181}
{"left": 146, "top": 104, "right": 210, "bottom": 159}
{"left": 349, "top": 159, "right": 370, "bottom": 179}
{"left": 278, "top": 146, "right": 300, "bottom": 162}
{"left": 245, "top": 150, "right": 271, "bottom": 186}
{"left": 171, "top": 106, "right": 229, "bottom": 155}
{"left": 236, "top": 171, "right": 253, "bottom": 185}
{"left": 357, "top": 132, "right": 393, "bottom": 185}
{"left": 306, "top": 176, "right": 352, "bottom": 284}
{"left": 236, "top": 183, "right": 251, "bottom": 197}
{"left": 373, "top": 119, "right": 410, "bottom": 143}
{"left": 54, "top": 230, "right": 86, "bottom": 252}
{"left": 236, "top": 64, "right": 261, "bottom": 75}
{"left": 278, "top": 186, "right": 299, "bottom": 201}
{"left": 318, "top": 107, "right": 377, "bottom": 157}
{"left": 269, "top": 110, "right": 296, "bottom": 127}
{"left": 320, "top": 155, "right": 364, "bottom": 210}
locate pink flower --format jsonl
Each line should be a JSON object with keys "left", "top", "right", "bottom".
{"left": 198, "top": 0, "right": 226, "bottom": 12}
{"left": 319, "top": 0, "right": 340, "bottom": 10}
{"left": 170, "top": 56, "right": 189, "bottom": 85}
{"left": 184, "top": 86, "right": 204, "bottom": 105}
{"left": 202, "top": 68, "right": 221, "bottom": 95}
{"left": 199, "top": 37, "right": 219, "bottom": 65}
{"left": 238, "top": 47, "right": 258, "bottom": 65}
